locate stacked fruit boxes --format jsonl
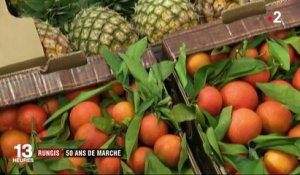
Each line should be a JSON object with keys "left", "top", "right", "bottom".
{"left": 0, "top": 42, "right": 205, "bottom": 174}
{"left": 1, "top": 0, "right": 300, "bottom": 174}
{"left": 162, "top": 0, "right": 300, "bottom": 174}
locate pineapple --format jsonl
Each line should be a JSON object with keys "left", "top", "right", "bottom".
{"left": 34, "top": 20, "right": 73, "bottom": 58}
{"left": 133, "top": 0, "right": 199, "bottom": 43}
{"left": 68, "top": 6, "right": 139, "bottom": 55}
{"left": 200, "top": 0, "right": 242, "bottom": 22}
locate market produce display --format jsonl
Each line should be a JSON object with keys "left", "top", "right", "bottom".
{"left": 0, "top": 39, "right": 194, "bottom": 174}
{"left": 174, "top": 29, "right": 300, "bottom": 174}
{"left": 1, "top": 0, "right": 300, "bottom": 175}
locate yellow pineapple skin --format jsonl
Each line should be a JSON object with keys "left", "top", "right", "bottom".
{"left": 35, "top": 20, "right": 73, "bottom": 58}
{"left": 201, "top": 0, "right": 242, "bottom": 22}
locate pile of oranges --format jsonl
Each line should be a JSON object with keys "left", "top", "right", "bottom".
{"left": 0, "top": 81, "right": 186, "bottom": 174}
{"left": 186, "top": 29, "right": 300, "bottom": 174}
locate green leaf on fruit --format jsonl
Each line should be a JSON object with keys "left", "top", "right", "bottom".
{"left": 224, "top": 154, "right": 267, "bottom": 175}
{"left": 206, "top": 127, "right": 223, "bottom": 162}
{"left": 33, "top": 159, "right": 55, "bottom": 174}
{"left": 215, "top": 106, "right": 232, "bottom": 141}
{"left": 151, "top": 61, "right": 175, "bottom": 82}
{"left": 170, "top": 104, "right": 196, "bottom": 123}
{"left": 100, "top": 47, "right": 122, "bottom": 76}
{"left": 246, "top": 35, "right": 265, "bottom": 49}
{"left": 8, "top": 163, "right": 20, "bottom": 174}
{"left": 92, "top": 117, "right": 114, "bottom": 134}
{"left": 178, "top": 134, "right": 188, "bottom": 172}
{"left": 201, "top": 109, "right": 218, "bottom": 128}
{"left": 219, "top": 142, "right": 248, "bottom": 155}
{"left": 45, "top": 82, "right": 114, "bottom": 125}
{"left": 38, "top": 140, "right": 84, "bottom": 149}
{"left": 44, "top": 112, "right": 68, "bottom": 139}
{"left": 100, "top": 135, "right": 116, "bottom": 149}
{"left": 211, "top": 46, "right": 231, "bottom": 55}
{"left": 257, "top": 83, "right": 300, "bottom": 113}
{"left": 285, "top": 36, "right": 300, "bottom": 54}
{"left": 121, "top": 161, "right": 134, "bottom": 174}
{"left": 267, "top": 39, "right": 290, "bottom": 71}
{"left": 47, "top": 158, "right": 75, "bottom": 171}
{"left": 145, "top": 152, "right": 173, "bottom": 174}
{"left": 175, "top": 44, "right": 188, "bottom": 88}
{"left": 126, "top": 37, "right": 148, "bottom": 63}
{"left": 25, "top": 164, "right": 34, "bottom": 175}
{"left": 223, "top": 58, "right": 267, "bottom": 83}
{"left": 125, "top": 114, "right": 143, "bottom": 159}
{"left": 194, "top": 59, "right": 230, "bottom": 94}
{"left": 291, "top": 166, "right": 300, "bottom": 175}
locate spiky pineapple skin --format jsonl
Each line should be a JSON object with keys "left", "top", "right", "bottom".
{"left": 69, "top": 7, "right": 138, "bottom": 55}
{"left": 201, "top": 0, "right": 241, "bottom": 22}
{"left": 133, "top": 0, "right": 199, "bottom": 43}
{"left": 34, "top": 20, "right": 73, "bottom": 58}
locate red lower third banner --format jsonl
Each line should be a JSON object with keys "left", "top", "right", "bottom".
{"left": 35, "top": 148, "right": 122, "bottom": 158}
{"left": 36, "top": 148, "right": 64, "bottom": 158}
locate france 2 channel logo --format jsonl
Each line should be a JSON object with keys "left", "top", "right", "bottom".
{"left": 12, "top": 144, "right": 34, "bottom": 163}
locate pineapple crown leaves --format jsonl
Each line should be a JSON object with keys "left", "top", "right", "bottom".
{"left": 14, "top": 0, "right": 138, "bottom": 33}
{"left": 15, "top": 0, "right": 81, "bottom": 33}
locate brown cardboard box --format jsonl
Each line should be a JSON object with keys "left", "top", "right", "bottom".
{"left": 0, "top": 0, "right": 86, "bottom": 76}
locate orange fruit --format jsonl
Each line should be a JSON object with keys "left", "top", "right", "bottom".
{"left": 260, "top": 42, "right": 271, "bottom": 62}
{"left": 74, "top": 123, "right": 109, "bottom": 149}
{"left": 242, "top": 69, "right": 270, "bottom": 87}
{"left": 102, "top": 81, "right": 124, "bottom": 98}
{"left": 197, "top": 85, "right": 223, "bottom": 116}
{"left": 41, "top": 98, "right": 59, "bottom": 115}
{"left": 131, "top": 82, "right": 138, "bottom": 91}
{"left": 256, "top": 101, "right": 292, "bottom": 134}
{"left": 186, "top": 52, "right": 211, "bottom": 76}
{"left": 106, "top": 104, "right": 115, "bottom": 116}
{"left": 268, "top": 29, "right": 290, "bottom": 39}
{"left": 57, "top": 157, "right": 87, "bottom": 175}
{"left": 292, "top": 68, "right": 300, "bottom": 90}
{"left": 66, "top": 85, "right": 99, "bottom": 104}
{"left": 264, "top": 150, "right": 298, "bottom": 174}
{"left": 0, "top": 106, "right": 18, "bottom": 132}
{"left": 263, "top": 79, "right": 292, "bottom": 101}
{"left": 0, "top": 129, "right": 30, "bottom": 158}
{"left": 139, "top": 113, "right": 168, "bottom": 146}
{"left": 221, "top": 81, "right": 258, "bottom": 110}
{"left": 210, "top": 53, "right": 228, "bottom": 63}
{"left": 111, "top": 101, "right": 134, "bottom": 124}
{"left": 224, "top": 161, "right": 237, "bottom": 175}
{"left": 127, "top": 147, "right": 153, "bottom": 173}
{"left": 154, "top": 134, "right": 181, "bottom": 167}
{"left": 227, "top": 108, "right": 262, "bottom": 144}
{"left": 17, "top": 104, "right": 47, "bottom": 134}
{"left": 288, "top": 124, "right": 300, "bottom": 137}
{"left": 288, "top": 45, "right": 296, "bottom": 64}
{"left": 69, "top": 101, "right": 102, "bottom": 131}
{"left": 95, "top": 157, "right": 121, "bottom": 175}
{"left": 245, "top": 48, "right": 259, "bottom": 58}
{"left": 35, "top": 130, "right": 48, "bottom": 143}
{"left": 116, "top": 134, "right": 125, "bottom": 148}
{"left": 260, "top": 43, "right": 295, "bottom": 64}
{"left": 231, "top": 46, "right": 258, "bottom": 59}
